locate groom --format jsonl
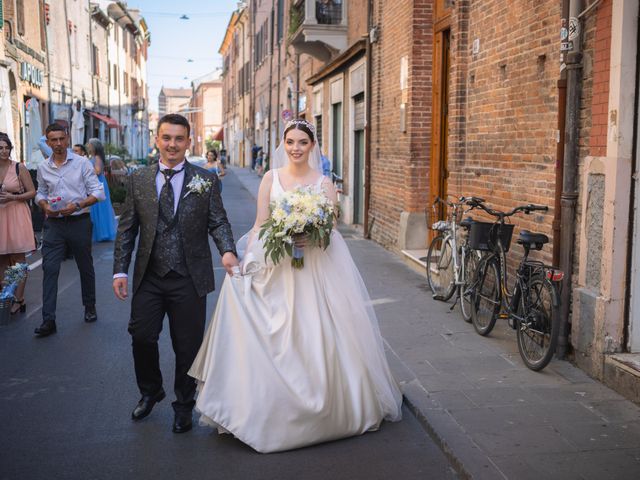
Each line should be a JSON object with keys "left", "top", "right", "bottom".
{"left": 113, "top": 114, "right": 238, "bottom": 433}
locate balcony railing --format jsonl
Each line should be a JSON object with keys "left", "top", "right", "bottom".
{"left": 289, "top": 0, "right": 347, "bottom": 62}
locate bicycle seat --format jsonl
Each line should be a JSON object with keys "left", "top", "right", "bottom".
{"left": 459, "top": 216, "right": 475, "bottom": 229}
{"left": 517, "top": 230, "right": 549, "bottom": 250}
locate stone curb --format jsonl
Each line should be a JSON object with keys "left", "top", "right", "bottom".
{"left": 385, "top": 342, "right": 506, "bottom": 480}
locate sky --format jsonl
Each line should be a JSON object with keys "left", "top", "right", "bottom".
{"left": 123, "top": 0, "right": 240, "bottom": 111}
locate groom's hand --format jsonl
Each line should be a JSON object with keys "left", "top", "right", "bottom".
{"left": 221, "top": 252, "right": 239, "bottom": 275}
{"left": 113, "top": 277, "right": 129, "bottom": 300}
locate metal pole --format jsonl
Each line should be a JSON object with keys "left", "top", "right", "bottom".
{"left": 557, "top": 0, "right": 584, "bottom": 359}
{"left": 363, "top": 0, "right": 374, "bottom": 238}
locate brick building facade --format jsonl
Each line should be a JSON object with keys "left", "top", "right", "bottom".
{"left": 218, "top": 0, "right": 640, "bottom": 402}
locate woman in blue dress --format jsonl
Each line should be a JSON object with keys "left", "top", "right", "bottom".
{"left": 204, "top": 149, "right": 225, "bottom": 192}
{"left": 86, "top": 138, "right": 117, "bottom": 242}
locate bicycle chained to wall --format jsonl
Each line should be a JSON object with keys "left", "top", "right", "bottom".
{"left": 466, "top": 198, "right": 564, "bottom": 371}
{"left": 426, "top": 195, "right": 485, "bottom": 322}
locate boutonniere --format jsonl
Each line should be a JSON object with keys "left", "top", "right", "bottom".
{"left": 183, "top": 174, "right": 212, "bottom": 199}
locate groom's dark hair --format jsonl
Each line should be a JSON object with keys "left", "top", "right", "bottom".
{"left": 157, "top": 113, "right": 191, "bottom": 137}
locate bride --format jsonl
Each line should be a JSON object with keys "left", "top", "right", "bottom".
{"left": 188, "top": 119, "right": 402, "bottom": 453}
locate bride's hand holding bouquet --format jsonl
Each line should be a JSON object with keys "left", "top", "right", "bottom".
{"left": 259, "top": 185, "right": 334, "bottom": 269}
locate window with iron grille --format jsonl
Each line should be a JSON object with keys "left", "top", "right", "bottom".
{"left": 316, "top": 0, "right": 343, "bottom": 25}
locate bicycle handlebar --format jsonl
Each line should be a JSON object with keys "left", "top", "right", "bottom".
{"left": 467, "top": 200, "right": 548, "bottom": 220}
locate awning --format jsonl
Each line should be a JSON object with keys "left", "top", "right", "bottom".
{"left": 213, "top": 127, "right": 224, "bottom": 141}
{"left": 87, "top": 111, "right": 121, "bottom": 129}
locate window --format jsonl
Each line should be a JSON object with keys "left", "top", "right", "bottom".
{"left": 315, "top": 115, "right": 323, "bottom": 152}
{"left": 277, "top": 0, "right": 284, "bottom": 42}
{"left": 331, "top": 103, "right": 342, "bottom": 176}
{"left": 92, "top": 44, "right": 100, "bottom": 75}
{"left": 17, "top": 0, "right": 25, "bottom": 36}
{"left": 39, "top": 0, "right": 46, "bottom": 50}
{"left": 72, "top": 25, "right": 79, "bottom": 68}
{"left": 124, "top": 72, "right": 129, "bottom": 95}
{"left": 113, "top": 64, "right": 118, "bottom": 90}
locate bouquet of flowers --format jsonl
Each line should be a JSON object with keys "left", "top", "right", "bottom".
{"left": 259, "top": 185, "right": 335, "bottom": 269}
{"left": 0, "top": 263, "right": 29, "bottom": 301}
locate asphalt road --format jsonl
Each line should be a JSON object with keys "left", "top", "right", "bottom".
{"left": 0, "top": 170, "right": 457, "bottom": 480}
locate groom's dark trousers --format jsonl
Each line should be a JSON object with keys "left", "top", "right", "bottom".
{"left": 129, "top": 270, "right": 206, "bottom": 413}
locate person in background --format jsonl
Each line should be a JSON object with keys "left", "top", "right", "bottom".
{"left": 38, "top": 135, "right": 53, "bottom": 159}
{"left": 255, "top": 149, "right": 265, "bottom": 175}
{"left": 320, "top": 151, "right": 331, "bottom": 178}
{"left": 204, "top": 149, "right": 225, "bottom": 192}
{"left": 86, "top": 138, "right": 117, "bottom": 242}
{"left": 0, "top": 134, "right": 36, "bottom": 315}
{"left": 73, "top": 144, "right": 88, "bottom": 157}
{"left": 34, "top": 124, "right": 105, "bottom": 337}
{"left": 251, "top": 143, "right": 259, "bottom": 170}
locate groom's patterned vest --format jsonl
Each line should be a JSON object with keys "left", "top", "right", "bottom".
{"left": 149, "top": 214, "right": 188, "bottom": 277}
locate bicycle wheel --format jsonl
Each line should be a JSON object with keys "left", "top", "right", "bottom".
{"left": 516, "top": 274, "right": 559, "bottom": 371}
{"left": 426, "top": 234, "right": 456, "bottom": 301}
{"left": 460, "top": 250, "right": 480, "bottom": 322}
{"left": 471, "top": 256, "right": 501, "bottom": 336}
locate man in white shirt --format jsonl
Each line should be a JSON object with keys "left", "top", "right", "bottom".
{"left": 34, "top": 124, "right": 105, "bottom": 337}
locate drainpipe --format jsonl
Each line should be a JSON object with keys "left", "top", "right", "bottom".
{"left": 623, "top": 4, "right": 640, "bottom": 350}
{"left": 294, "top": 53, "right": 300, "bottom": 117}
{"left": 276, "top": 19, "right": 282, "bottom": 141}
{"left": 267, "top": 1, "right": 275, "bottom": 157}
{"left": 363, "top": 0, "right": 374, "bottom": 238}
{"left": 44, "top": 3, "right": 53, "bottom": 122}
{"left": 557, "top": 0, "right": 584, "bottom": 359}
{"left": 88, "top": 4, "right": 95, "bottom": 112}
{"left": 553, "top": 0, "right": 570, "bottom": 267}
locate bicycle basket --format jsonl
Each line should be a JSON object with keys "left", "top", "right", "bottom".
{"left": 468, "top": 222, "right": 515, "bottom": 252}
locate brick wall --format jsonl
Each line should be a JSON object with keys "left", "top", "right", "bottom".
{"left": 368, "top": 0, "right": 434, "bottom": 249}
{"left": 448, "top": 0, "right": 560, "bottom": 264}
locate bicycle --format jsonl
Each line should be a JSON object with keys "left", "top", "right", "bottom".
{"left": 426, "top": 196, "right": 483, "bottom": 322}
{"left": 467, "top": 199, "right": 564, "bottom": 371}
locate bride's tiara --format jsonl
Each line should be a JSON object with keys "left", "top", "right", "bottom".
{"left": 285, "top": 119, "right": 316, "bottom": 133}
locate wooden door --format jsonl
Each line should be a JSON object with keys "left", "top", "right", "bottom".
{"left": 430, "top": 28, "right": 451, "bottom": 224}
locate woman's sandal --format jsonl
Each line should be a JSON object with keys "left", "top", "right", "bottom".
{"left": 10, "top": 299, "right": 26, "bottom": 315}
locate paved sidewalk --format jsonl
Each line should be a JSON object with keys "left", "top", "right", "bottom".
{"left": 231, "top": 166, "right": 640, "bottom": 480}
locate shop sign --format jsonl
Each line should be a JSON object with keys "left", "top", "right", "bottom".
{"left": 20, "top": 62, "right": 44, "bottom": 88}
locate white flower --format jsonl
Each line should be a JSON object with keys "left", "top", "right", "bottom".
{"left": 185, "top": 174, "right": 212, "bottom": 198}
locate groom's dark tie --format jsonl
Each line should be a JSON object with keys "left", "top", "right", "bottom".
{"left": 159, "top": 167, "right": 183, "bottom": 227}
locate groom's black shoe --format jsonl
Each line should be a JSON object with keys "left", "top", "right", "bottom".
{"left": 131, "top": 389, "right": 166, "bottom": 421}
{"left": 172, "top": 411, "right": 193, "bottom": 434}
{"left": 84, "top": 305, "right": 97, "bottom": 323}
{"left": 34, "top": 321, "right": 57, "bottom": 337}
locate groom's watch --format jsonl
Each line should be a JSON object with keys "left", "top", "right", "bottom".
{"left": 74, "top": 202, "right": 82, "bottom": 212}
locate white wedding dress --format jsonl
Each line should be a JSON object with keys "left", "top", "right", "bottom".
{"left": 188, "top": 170, "right": 402, "bottom": 453}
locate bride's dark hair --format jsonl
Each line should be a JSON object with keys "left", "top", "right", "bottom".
{"left": 283, "top": 119, "right": 315, "bottom": 143}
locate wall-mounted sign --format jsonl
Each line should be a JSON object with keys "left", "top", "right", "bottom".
{"left": 20, "top": 62, "right": 44, "bottom": 88}
{"left": 281, "top": 109, "right": 293, "bottom": 122}
{"left": 568, "top": 17, "right": 580, "bottom": 41}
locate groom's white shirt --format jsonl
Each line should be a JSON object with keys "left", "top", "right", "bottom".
{"left": 113, "top": 159, "right": 186, "bottom": 280}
